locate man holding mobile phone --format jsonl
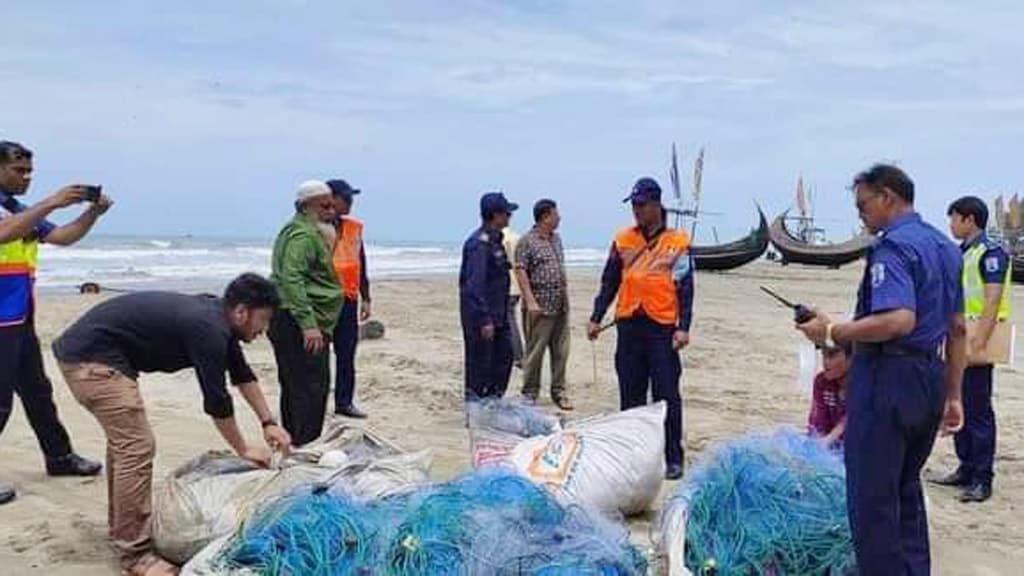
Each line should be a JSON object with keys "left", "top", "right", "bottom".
{"left": 0, "top": 140, "right": 113, "bottom": 506}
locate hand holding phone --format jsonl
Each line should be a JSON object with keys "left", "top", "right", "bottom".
{"left": 81, "top": 185, "right": 103, "bottom": 203}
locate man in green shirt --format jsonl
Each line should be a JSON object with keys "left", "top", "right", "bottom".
{"left": 269, "top": 180, "right": 344, "bottom": 446}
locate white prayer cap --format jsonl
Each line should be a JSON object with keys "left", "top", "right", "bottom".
{"left": 295, "top": 180, "right": 331, "bottom": 203}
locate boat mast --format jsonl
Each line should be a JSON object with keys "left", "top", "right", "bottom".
{"left": 691, "top": 147, "right": 704, "bottom": 239}
{"left": 669, "top": 142, "right": 683, "bottom": 230}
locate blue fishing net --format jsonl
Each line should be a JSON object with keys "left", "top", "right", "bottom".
{"left": 664, "top": 427, "right": 856, "bottom": 575}
{"left": 219, "top": 469, "right": 647, "bottom": 575}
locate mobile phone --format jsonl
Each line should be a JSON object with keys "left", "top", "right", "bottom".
{"left": 82, "top": 185, "right": 102, "bottom": 202}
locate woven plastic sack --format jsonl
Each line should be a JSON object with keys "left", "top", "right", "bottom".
{"left": 154, "top": 424, "right": 430, "bottom": 565}
{"left": 509, "top": 402, "right": 666, "bottom": 516}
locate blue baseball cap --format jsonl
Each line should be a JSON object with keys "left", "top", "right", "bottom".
{"left": 480, "top": 192, "right": 519, "bottom": 217}
{"left": 326, "top": 179, "right": 361, "bottom": 201}
{"left": 623, "top": 177, "right": 662, "bottom": 203}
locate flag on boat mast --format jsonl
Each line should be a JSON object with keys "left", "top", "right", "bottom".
{"left": 670, "top": 142, "right": 681, "bottom": 202}
{"left": 693, "top": 147, "right": 704, "bottom": 206}
{"left": 796, "top": 174, "right": 808, "bottom": 219}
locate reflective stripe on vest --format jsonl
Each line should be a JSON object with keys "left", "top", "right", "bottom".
{"left": 614, "top": 227, "right": 691, "bottom": 325}
{"left": 0, "top": 237, "right": 39, "bottom": 326}
{"left": 332, "top": 217, "right": 363, "bottom": 300}
{"left": 962, "top": 242, "right": 1011, "bottom": 321}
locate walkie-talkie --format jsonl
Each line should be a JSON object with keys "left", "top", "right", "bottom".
{"left": 759, "top": 286, "right": 816, "bottom": 324}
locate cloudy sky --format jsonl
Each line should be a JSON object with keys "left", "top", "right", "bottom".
{"left": 3, "top": 1, "right": 1022, "bottom": 246}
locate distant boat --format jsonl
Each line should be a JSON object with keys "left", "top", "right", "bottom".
{"left": 686, "top": 207, "right": 769, "bottom": 271}
{"left": 769, "top": 211, "right": 874, "bottom": 268}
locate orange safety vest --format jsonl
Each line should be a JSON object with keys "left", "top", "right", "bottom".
{"left": 332, "top": 216, "right": 364, "bottom": 300}
{"left": 614, "top": 226, "right": 691, "bottom": 326}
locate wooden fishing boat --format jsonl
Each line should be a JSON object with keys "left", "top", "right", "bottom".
{"left": 769, "top": 211, "right": 874, "bottom": 268}
{"left": 685, "top": 207, "right": 769, "bottom": 271}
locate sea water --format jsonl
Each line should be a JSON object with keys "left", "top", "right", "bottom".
{"left": 36, "top": 234, "right": 606, "bottom": 293}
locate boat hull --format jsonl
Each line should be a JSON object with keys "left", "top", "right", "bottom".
{"left": 689, "top": 208, "right": 770, "bottom": 271}
{"left": 768, "top": 213, "right": 874, "bottom": 268}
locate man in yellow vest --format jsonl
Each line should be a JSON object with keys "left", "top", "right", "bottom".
{"left": 588, "top": 177, "right": 694, "bottom": 480}
{"left": 0, "top": 140, "right": 111, "bottom": 505}
{"left": 932, "top": 196, "right": 1010, "bottom": 503}
{"left": 327, "top": 179, "right": 372, "bottom": 419}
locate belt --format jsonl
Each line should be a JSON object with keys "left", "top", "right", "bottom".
{"left": 854, "top": 342, "right": 944, "bottom": 360}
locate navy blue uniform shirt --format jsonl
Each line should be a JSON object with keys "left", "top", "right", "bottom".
{"left": 459, "top": 225, "right": 511, "bottom": 331}
{"left": 855, "top": 212, "right": 963, "bottom": 351}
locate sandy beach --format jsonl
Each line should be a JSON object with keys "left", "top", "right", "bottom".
{"left": 1, "top": 264, "right": 1021, "bottom": 575}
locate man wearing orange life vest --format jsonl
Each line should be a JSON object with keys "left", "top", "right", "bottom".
{"left": 588, "top": 177, "right": 694, "bottom": 481}
{"left": 327, "top": 179, "right": 371, "bottom": 419}
{"left": 1, "top": 141, "right": 110, "bottom": 506}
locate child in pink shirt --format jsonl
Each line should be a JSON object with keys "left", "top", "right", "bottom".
{"left": 808, "top": 341, "right": 851, "bottom": 446}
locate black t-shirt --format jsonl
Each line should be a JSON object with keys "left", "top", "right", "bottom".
{"left": 53, "top": 292, "right": 256, "bottom": 418}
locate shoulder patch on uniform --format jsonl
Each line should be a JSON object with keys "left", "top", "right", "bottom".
{"left": 870, "top": 262, "right": 886, "bottom": 288}
{"left": 985, "top": 255, "right": 1000, "bottom": 273}
{"left": 479, "top": 232, "right": 490, "bottom": 242}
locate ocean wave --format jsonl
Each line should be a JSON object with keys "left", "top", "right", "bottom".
{"left": 366, "top": 246, "right": 448, "bottom": 257}
{"left": 33, "top": 238, "right": 605, "bottom": 291}
{"left": 39, "top": 246, "right": 215, "bottom": 260}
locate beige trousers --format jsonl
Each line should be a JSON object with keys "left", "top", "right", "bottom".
{"left": 59, "top": 362, "right": 155, "bottom": 568}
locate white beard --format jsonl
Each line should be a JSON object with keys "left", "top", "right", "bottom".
{"left": 315, "top": 221, "right": 338, "bottom": 248}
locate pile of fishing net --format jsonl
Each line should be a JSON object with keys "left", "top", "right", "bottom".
{"left": 658, "top": 427, "right": 856, "bottom": 576}
{"left": 155, "top": 424, "right": 431, "bottom": 565}
{"left": 201, "top": 469, "right": 648, "bottom": 575}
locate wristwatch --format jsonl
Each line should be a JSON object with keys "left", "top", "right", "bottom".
{"left": 824, "top": 323, "right": 836, "bottom": 348}
{"left": 260, "top": 417, "right": 278, "bottom": 429}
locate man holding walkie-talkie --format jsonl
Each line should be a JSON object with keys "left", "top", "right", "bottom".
{"left": 0, "top": 140, "right": 113, "bottom": 506}
{"left": 796, "top": 164, "right": 965, "bottom": 575}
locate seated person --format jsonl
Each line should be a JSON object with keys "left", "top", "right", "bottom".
{"left": 808, "top": 341, "right": 851, "bottom": 446}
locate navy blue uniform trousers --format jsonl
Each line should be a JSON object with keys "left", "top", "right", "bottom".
{"left": 954, "top": 365, "right": 996, "bottom": 486}
{"left": 332, "top": 297, "right": 359, "bottom": 412}
{"left": 614, "top": 317, "right": 683, "bottom": 467}
{"left": 0, "top": 322, "right": 73, "bottom": 460}
{"left": 463, "top": 325, "right": 513, "bottom": 400}
{"left": 846, "top": 353, "right": 945, "bottom": 576}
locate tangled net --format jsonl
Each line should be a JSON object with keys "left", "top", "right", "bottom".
{"left": 664, "top": 427, "right": 856, "bottom": 575}
{"left": 219, "top": 469, "right": 647, "bottom": 575}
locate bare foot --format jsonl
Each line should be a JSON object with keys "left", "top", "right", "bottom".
{"left": 145, "top": 559, "right": 179, "bottom": 576}
{"left": 124, "top": 554, "right": 179, "bottom": 576}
